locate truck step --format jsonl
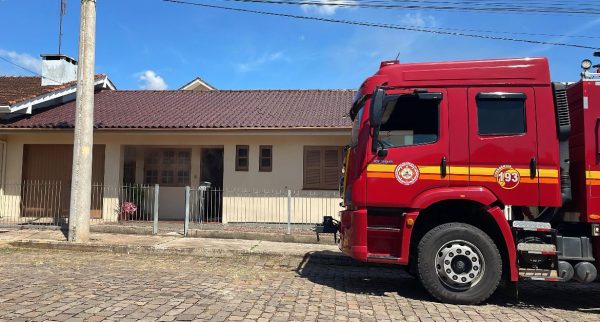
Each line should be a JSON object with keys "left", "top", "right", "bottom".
{"left": 512, "top": 221, "right": 553, "bottom": 232}
{"left": 518, "top": 268, "right": 563, "bottom": 282}
{"left": 367, "top": 255, "right": 400, "bottom": 261}
{"left": 367, "top": 226, "right": 401, "bottom": 232}
{"left": 517, "top": 242, "right": 557, "bottom": 255}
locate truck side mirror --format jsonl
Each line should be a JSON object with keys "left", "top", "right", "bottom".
{"left": 370, "top": 88, "right": 385, "bottom": 154}
{"left": 369, "top": 88, "right": 385, "bottom": 128}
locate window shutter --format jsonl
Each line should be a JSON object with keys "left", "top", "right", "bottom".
{"left": 322, "top": 148, "right": 341, "bottom": 189}
{"left": 304, "top": 147, "right": 322, "bottom": 188}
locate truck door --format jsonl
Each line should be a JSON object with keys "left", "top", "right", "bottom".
{"left": 367, "top": 89, "right": 449, "bottom": 207}
{"left": 467, "top": 88, "right": 539, "bottom": 206}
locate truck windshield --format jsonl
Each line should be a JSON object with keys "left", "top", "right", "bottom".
{"left": 379, "top": 95, "right": 439, "bottom": 148}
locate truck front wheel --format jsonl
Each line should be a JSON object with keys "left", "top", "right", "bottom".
{"left": 417, "top": 222, "right": 502, "bottom": 304}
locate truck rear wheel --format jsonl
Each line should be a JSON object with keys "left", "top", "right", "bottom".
{"left": 417, "top": 222, "right": 502, "bottom": 304}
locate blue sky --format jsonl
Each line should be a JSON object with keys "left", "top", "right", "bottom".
{"left": 1, "top": 0, "right": 599, "bottom": 90}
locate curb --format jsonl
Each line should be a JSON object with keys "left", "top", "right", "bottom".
{"left": 91, "top": 225, "right": 338, "bottom": 245}
{"left": 8, "top": 240, "right": 362, "bottom": 267}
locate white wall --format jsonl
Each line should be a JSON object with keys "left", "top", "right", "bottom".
{"left": 0, "top": 130, "right": 349, "bottom": 222}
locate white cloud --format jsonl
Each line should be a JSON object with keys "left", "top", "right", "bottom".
{"left": 0, "top": 49, "right": 42, "bottom": 74}
{"left": 137, "top": 70, "right": 168, "bottom": 90}
{"left": 301, "top": 0, "right": 356, "bottom": 16}
{"left": 235, "top": 51, "right": 287, "bottom": 73}
{"left": 399, "top": 12, "right": 438, "bottom": 28}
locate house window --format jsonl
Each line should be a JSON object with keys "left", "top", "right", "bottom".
{"left": 123, "top": 147, "right": 136, "bottom": 184}
{"left": 259, "top": 145, "right": 272, "bottom": 172}
{"left": 477, "top": 92, "right": 526, "bottom": 136}
{"left": 236, "top": 145, "right": 249, "bottom": 171}
{"left": 144, "top": 148, "right": 191, "bottom": 186}
{"left": 303, "top": 146, "right": 343, "bottom": 190}
{"left": 123, "top": 163, "right": 136, "bottom": 184}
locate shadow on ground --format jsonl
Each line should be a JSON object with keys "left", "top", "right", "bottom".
{"left": 295, "top": 250, "right": 600, "bottom": 313}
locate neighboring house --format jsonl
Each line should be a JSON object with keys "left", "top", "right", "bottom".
{"left": 0, "top": 55, "right": 114, "bottom": 115}
{"left": 0, "top": 56, "right": 353, "bottom": 224}
{"left": 179, "top": 76, "right": 216, "bottom": 91}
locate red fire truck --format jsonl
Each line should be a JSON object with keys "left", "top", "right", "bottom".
{"left": 338, "top": 53, "right": 600, "bottom": 304}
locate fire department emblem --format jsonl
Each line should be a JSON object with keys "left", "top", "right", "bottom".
{"left": 395, "top": 162, "right": 420, "bottom": 186}
{"left": 494, "top": 164, "right": 520, "bottom": 190}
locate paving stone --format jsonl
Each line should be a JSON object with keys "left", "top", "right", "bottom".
{"left": 0, "top": 248, "right": 598, "bottom": 321}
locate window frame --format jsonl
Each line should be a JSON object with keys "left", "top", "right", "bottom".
{"left": 235, "top": 145, "right": 249, "bottom": 172}
{"left": 259, "top": 145, "right": 272, "bottom": 172}
{"left": 378, "top": 94, "right": 441, "bottom": 148}
{"left": 143, "top": 148, "right": 191, "bottom": 187}
{"left": 476, "top": 92, "right": 527, "bottom": 137}
{"left": 303, "top": 146, "right": 344, "bottom": 190}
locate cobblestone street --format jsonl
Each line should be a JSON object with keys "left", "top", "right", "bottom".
{"left": 0, "top": 248, "right": 599, "bottom": 321}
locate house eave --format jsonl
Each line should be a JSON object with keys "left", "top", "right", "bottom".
{"left": 0, "top": 127, "right": 352, "bottom": 136}
{"left": 1, "top": 76, "right": 113, "bottom": 115}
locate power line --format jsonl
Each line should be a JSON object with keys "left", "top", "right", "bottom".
{"left": 161, "top": 0, "right": 599, "bottom": 50}
{"left": 0, "top": 56, "right": 62, "bottom": 84}
{"left": 401, "top": 25, "right": 600, "bottom": 40}
{"left": 220, "top": 0, "right": 600, "bottom": 15}
{"left": 357, "top": 0, "right": 596, "bottom": 9}
{"left": 284, "top": 0, "right": 600, "bottom": 12}
{"left": 227, "top": 0, "right": 600, "bottom": 39}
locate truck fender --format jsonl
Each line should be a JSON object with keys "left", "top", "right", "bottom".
{"left": 486, "top": 206, "right": 518, "bottom": 282}
{"left": 412, "top": 186, "right": 498, "bottom": 209}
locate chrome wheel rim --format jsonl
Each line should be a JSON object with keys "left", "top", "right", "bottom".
{"left": 435, "top": 240, "right": 485, "bottom": 291}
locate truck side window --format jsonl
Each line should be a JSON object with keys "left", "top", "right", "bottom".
{"left": 477, "top": 93, "right": 526, "bottom": 136}
{"left": 378, "top": 96, "right": 439, "bottom": 148}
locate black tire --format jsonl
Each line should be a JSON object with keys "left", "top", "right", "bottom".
{"left": 417, "top": 222, "right": 502, "bottom": 304}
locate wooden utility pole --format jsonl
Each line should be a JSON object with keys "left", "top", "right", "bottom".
{"left": 68, "top": 0, "right": 96, "bottom": 242}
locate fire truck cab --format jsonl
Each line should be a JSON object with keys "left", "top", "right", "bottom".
{"left": 339, "top": 54, "right": 600, "bottom": 304}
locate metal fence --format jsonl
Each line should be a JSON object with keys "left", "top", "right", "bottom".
{"left": 0, "top": 181, "right": 340, "bottom": 235}
{"left": 185, "top": 187, "right": 341, "bottom": 235}
{"left": 0, "top": 181, "right": 157, "bottom": 229}
{"left": 117, "top": 184, "right": 158, "bottom": 223}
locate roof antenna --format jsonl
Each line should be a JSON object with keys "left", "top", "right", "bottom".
{"left": 395, "top": 51, "right": 401, "bottom": 61}
{"left": 58, "top": 0, "right": 67, "bottom": 55}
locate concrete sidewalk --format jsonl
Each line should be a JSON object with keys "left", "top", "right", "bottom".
{"left": 0, "top": 228, "right": 347, "bottom": 260}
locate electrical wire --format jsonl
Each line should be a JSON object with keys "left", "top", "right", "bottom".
{"left": 220, "top": 0, "right": 600, "bottom": 15}
{"left": 161, "top": 0, "right": 599, "bottom": 50}
{"left": 0, "top": 56, "right": 62, "bottom": 84}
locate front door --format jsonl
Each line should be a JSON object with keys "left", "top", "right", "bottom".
{"left": 200, "top": 148, "right": 224, "bottom": 222}
{"left": 467, "top": 88, "right": 539, "bottom": 206}
{"left": 367, "top": 89, "right": 449, "bottom": 207}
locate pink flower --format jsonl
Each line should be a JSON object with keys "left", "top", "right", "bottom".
{"left": 121, "top": 201, "right": 137, "bottom": 216}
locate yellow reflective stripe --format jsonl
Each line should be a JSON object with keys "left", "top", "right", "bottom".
{"left": 468, "top": 167, "right": 496, "bottom": 176}
{"left": 587, "top": 171, "right": 600, "bottom": 180}
{"left": 366, "top": 164, "right": 395, "bottom": 172}
{"left": 538, "top": 169, "right": 559, "bottom": 177}
{"left": 419, "top": 166, "right": 442, "bottom": 174}
{"left": 367, "top": 164, "right": 558, "bottom": 178}
{"left": 449, "top": 167, "right": 469, "bottom": 175}
{"left": 366, "top": 164, "right": 443, "bottom": 174}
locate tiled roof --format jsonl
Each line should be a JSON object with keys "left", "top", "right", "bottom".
{"left": 0, "top": 75, "right": 107, "bottom": 106}
{"left": 0, "top": 90, "right": 355, "bottom": 129}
